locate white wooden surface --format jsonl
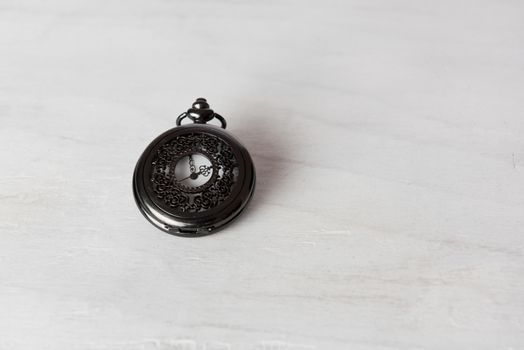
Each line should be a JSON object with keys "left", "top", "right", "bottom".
{"left": 1, "top": 1, "right": 523, "bottom": 349}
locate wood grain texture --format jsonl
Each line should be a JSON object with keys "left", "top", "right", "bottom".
{"left": 0, "top": 0, "right": 523, "bottom": 349}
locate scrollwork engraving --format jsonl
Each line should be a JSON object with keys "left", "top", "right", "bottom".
{"left": 151, "top": 133, "right": 238, "bottom": 213}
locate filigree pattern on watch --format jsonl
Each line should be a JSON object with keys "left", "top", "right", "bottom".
{"left": 150, "top": 133, "right": 238, "bottom": 213}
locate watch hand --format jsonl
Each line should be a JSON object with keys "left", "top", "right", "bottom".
{"left": 176, "top": 166, "right": 213, "bottom": 182}
{"left": 177, "top": 174, "right": 192, "bottom": 182}
{"left": 188, "top": 155, "right": 196, "bottom": 174}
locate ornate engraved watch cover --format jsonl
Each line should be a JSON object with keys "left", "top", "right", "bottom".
{"left": 133, "top": 98, "right": 256, "bottom": 236}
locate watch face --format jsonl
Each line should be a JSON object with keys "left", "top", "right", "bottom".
{"left": 149, "top": 132, "right": 240, "bottom": 213}
{"left": 173, "top": 153, "right": 214, "bottom": 188}
{"left": 133, "top": 124, "right": 255, "bottom": 236}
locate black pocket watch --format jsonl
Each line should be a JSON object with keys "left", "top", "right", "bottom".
{"left": 133, "top": 98, "right": 256, "bottom": 237}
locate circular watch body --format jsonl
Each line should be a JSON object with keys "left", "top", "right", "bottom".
{"left": 133, "top": 99, "right": 255, "bottom": 237}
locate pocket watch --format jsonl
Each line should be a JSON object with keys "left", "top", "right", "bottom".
{"left": 133, "top": 98, "right": 256, "bottom": 237}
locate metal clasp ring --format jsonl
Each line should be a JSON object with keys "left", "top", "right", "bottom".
{"left": 176, "top": 98, "right": 227, "bottom": 129}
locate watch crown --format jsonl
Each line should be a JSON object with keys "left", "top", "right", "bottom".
{"left": 188, "top": 98, "right": 214, "bottom": 123}
{"left": 176, "top": 98, "right": 227, "bottom": 129}
{"left": 192, "top": 97, "right": 210, "bottom": 109}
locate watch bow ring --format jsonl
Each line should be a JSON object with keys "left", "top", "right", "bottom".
{"left": 133, "top": 98, "right": 256, "bottom": 236}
